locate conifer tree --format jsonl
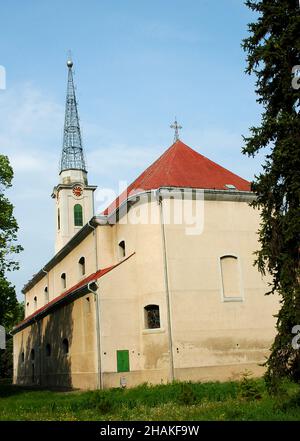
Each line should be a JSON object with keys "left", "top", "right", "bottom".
{"left": 242, "top": 0, "right": 300, "bottom": 386}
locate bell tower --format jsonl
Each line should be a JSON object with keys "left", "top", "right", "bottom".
{"left": 52, "top": 56, "right": 97, "bottom": 253}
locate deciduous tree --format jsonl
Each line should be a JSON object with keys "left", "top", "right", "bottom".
{"left": 0, "top": 155, "right": 23, "bottom": 378}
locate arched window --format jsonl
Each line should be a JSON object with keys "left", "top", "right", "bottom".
{"left": 33, "top": 296, "right": 37, "bottom": 311}
{"left": 57, "top": 208, "right": 60, "bottom": 230}
{"left": 144, "top": 305, "right": 160, "bottom": 329}
{"left": 220, "top": 255, "right": 242, "bottom": 301}
{"left": 118, "top": 240, "right": 126, "bottom": 259}
{"left": 74, "top": 204, "right": 83, "bottom": 227}
{"left": 78, "top": 256, "right": 85, "bottom": 276}
{"left": 21, "top": 351, "right": 25, "bottom": 363}
{"left": 44, "top": 286, "right": 49, "bottom": 304}
{"left": 26, "top": 302, "right": 29, "bottom": 309}
{"left": 61, "top": 273, "right": 66, "bottom": 290}
{"left": 31, "top": 348, "right": 35, "bottom": 361}
{"left": 84, "top": 296, "right": 91, "bottom": 313}
{"left": 62, "top": 338, "right": 69, "bottom": 355}
{"left": 46, "top": 343, "right": 51, "bottom": 357}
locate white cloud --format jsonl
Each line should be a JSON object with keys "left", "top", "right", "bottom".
{"left": 9, "top": 154, "right": 45, "bottom": 172}
{"left": 88, "top": 143, "right": 160, "bottom": 176}
{"left": 0, "top": 83, "right": 63, "bottom": 297}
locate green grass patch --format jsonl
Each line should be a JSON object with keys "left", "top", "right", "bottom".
{"left": 0, "top": 376, "right": 300, "bottom": 421}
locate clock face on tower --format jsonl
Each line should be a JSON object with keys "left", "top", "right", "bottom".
{"left": 72, "top": 185, "right": 83, "bottom": 198}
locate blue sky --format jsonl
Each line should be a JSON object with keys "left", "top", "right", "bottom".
{"left": 0, "top": 0, "right": 264, "bottom": 298}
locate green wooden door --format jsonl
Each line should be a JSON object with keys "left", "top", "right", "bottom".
{"left": 117, "top": 350, "right": 130, "bottom": 372}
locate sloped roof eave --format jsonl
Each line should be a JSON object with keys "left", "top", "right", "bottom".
{"left": 13, "top": 253, "right": 135, "bottom": 334}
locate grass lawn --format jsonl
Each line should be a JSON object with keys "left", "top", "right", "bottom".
{"left": 0, "top": 376, "right": 300, "bottom": 421}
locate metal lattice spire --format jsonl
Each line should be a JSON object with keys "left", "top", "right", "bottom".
{"left": 60, "top": 55, "right": 87, "bottom": 173}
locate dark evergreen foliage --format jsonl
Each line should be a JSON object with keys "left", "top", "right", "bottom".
{"left": 242, "top": 0, "right": 300, "bottom": 387}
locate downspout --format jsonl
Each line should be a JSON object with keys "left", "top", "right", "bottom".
{"left": 42, "top": 267, "right": 49, "bottom": 303}
{"left": 42, "top": 267, "right": 49, "bottom": 287}
{"left": 155, "top": 189, "right": 175, "bottom": 382}
{"left": 39, "top": 267, "right": 49, "bottom": 386}
{"left": 87, "top": 221, "right": 102, "bottom": 389}
{"left": 87, "top": 281, "right": 102, "bottom": 390}
{"left": 34, "top": 316, "right": 42, "bottom": 386}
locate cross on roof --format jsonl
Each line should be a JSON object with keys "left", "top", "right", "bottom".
{"left": 170, "top": 118, "right": 182, "bottom": 142}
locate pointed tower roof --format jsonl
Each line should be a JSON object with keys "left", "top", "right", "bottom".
{"left": 60, "top": 56, "right": 87, "bottom": 173}
{"left": 103, "top": 140, "right": 251, "bottom": 215}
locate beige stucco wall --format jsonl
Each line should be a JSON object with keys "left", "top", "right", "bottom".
{"left": 14, "top": 293, "right": 98, "bottom": 390}
{"left": 163, "top": 197, "right": 278, "bottom": 381}
{"left": 97, "top": 205, "right": 171, "bottom": 387}
{"left": 54, "top": 180, "right": 95, "bottom": 253}
{"left": 24, "top": 231, "right": 99, "bottom": 319}
{"left": 24, "top": 275, "right": 48, "bottom": 317}
{"left": 16, "top": 192, "right": 279, "bottom": 389}
{"left": 93, "top": 196, "right": 279, "bottom": 387}
{"left": 50, "top": 231, "right": 97, "bottom": 297}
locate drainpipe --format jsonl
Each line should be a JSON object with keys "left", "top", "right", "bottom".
{"left": 155, "top": 189, "right": 175, "bottom": 383}
{"left": 39, "top": 267, "right": 49, "bottom": 386}
{"left": 87, "top": 281, "right": 102, "bottom": 390}
{"left": 33, "top": 316, "right": 42, "bottom": 387}
{"left": 42, "top": 268, "right": 49, "bottom": 304}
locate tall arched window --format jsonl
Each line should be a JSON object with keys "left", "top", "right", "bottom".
{"left": 118, "top": 240, "right": 126, "bottom": 259}
{"left": 57, "top": 208, "right": 60, "bottom": 230}
{"left": 78, "top": 256, "right": 85, "bottom": 276}
{"left": 62, "top": 338, "right": 69, "bottom": 355}
{"left": 220, "top": 255, "right": 242, "bottom": 301}
{"left": 144, "top": 305, "right": 160, "bottom": 329}
{"left": 46, "top": 343, "right": 51, "bottom": 357}
{"left": 61, "top": 273, "right": 66, "bottom": 290}
{"left": 33, "top": 296, "right": 37, "bottom": 311}
{"left": 74, "top": 204, "right": 83, "bottom": 227}
{"left": 44, "top": 286, "right": 49, "bottom": 304}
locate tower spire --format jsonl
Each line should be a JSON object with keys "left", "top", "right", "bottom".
{"left": 60, "top": 54, "right": 87, "bottom": 173}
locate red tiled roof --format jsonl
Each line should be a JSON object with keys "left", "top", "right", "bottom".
{"left": 103, "top": 140, "right": 251, "bottom": 216}
{"left": 15, "top": 253, "right": 135, "bottom": 331}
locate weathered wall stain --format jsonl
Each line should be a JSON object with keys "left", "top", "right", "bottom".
{"left": 143, "top": 343, "right": 169, "bottom": 369}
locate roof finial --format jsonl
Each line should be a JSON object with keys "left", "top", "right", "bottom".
{"left": 170, "top": 117, "right": 182, "bottom": 142}
{"left": 67, "top": 49, "right": 73, "bottom": 68}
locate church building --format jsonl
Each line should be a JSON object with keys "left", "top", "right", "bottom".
{"left": 12, "top": 59, "right": 279, "bottom": 389}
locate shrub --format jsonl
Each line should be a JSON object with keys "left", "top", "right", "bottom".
{"left": 238, "top": 371, "right": 262, "bottom": 401}
{"left": 87, "top": 391, "right": 116, "bottom": 414}
{"left": 278, "top": 391, "right": 300, "bottom": 412}
{"left": 177, "top": 382, "right": 198, "bottom": 405}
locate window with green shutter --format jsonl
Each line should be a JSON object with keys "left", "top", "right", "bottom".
{"left": 74, "top": 204, "right": 83, "bottom": 226}
{"left": 117, "top": 350, "right": 130, "bottom": 372}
